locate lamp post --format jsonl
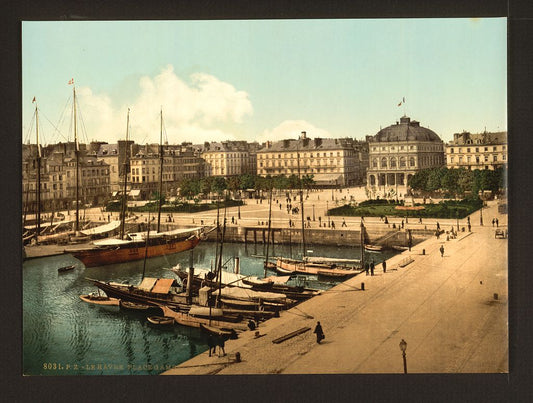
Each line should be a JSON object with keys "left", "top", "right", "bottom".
{"left": 399, "top": 339, "right": 407, "bottom": 374}
{"left": 479, "top": 193, "right": 484, "bottom": 226}
{"left": 326, "top": 201, "right": 330, "bottom": 227}
{"left": 312, "top": 204, "right": 315, "bottom": 221}
{"left": 456, "top": 209, "right": 459, "bottom": 232}
{"left": 238, "top": 203, "right": 241, "bottom": 220}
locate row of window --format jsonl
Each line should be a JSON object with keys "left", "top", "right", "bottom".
{"left": 448, "top": 145, "right": 505, "bottom": 153}
{"left": 449, "top": 155, "right": 506, "bottom": 163}
{"left": 258, "top": 151, "right": 344, "bottom": 159}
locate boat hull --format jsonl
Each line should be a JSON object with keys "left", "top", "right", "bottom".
{"left": 71, "top": 236, "right": 200, "bottom": 267}
{"left": 276, "top": 258, "right": 360, "bottom": 279}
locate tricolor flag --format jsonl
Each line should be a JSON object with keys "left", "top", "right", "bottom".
{"left": 32, "top": 96, "right": 36, "bottom": 103}
{"left": 68, "top": 78, "right": 74, "bottom": 85}
{"left": 398, "top": 97, "right": 405, "bottom": 107}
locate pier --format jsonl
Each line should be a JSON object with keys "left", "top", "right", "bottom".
{"left": 163, "top": 200, "right": 507, "bottom": 374}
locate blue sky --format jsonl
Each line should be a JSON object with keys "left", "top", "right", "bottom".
{"left": 22, "top": 18, "right": 507, "bottom": 146}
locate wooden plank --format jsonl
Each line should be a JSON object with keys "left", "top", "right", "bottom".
{"left": 272, "top": 327, "right": 311, "bottom": 344}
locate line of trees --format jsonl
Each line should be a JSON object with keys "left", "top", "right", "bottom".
{"left": 408, "top": 167, "right": 506, "bottom": 197}
{"left": 177, "top": 173, "right": 315, "bottom": 198}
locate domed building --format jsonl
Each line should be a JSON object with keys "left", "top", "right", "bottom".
{"left": 367, "top": 116, "right": 445, "bottom": 193}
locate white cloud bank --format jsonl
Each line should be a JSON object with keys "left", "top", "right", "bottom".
{"left": 76, "top": 65, "right": 253, "bottom": 144}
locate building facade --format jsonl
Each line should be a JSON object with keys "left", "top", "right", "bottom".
{"left": 367, "top": 116, "right": 445, "bottom": 191}
{"left": 446, "top": 131, "right": 507, "bottom": 171}
{"left": 201, "top": 141, "right": 255, "bottom": 177}
{"left": 256, "top": 131, "right": 362, "bottom": 187}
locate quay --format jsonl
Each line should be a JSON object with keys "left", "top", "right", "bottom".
{"left": 162, "top": 200, "right": 507, "bottom": 374}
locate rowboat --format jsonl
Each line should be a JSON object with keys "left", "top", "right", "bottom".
{"left": 119, "top": 300, "right": 156, "bottom": 312}
{"left": 364, "top": 244, "right": 383, "bottom": 252}
{"left": 391, "top": 245, "right": 409, "bottom": 251}
{"left": 147, "top": 316, "right": 174, "bottom": 326}
{"left": 58, "top": 264, "right": 76, "bottom": 273}
{"left": 79, "top": 293, "right": 120, "bottom": 306}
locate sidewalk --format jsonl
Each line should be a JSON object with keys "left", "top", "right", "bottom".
{"left": 163, "top": 201, "right": 508, "bottom": 374}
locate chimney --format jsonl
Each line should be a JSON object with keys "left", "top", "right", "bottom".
{"left": 300, "top": 131, "right": 307, "bottom": 139}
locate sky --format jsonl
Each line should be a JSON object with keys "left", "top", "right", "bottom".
{"left": 22, "top": 18, "right": 507, "bottom": 146}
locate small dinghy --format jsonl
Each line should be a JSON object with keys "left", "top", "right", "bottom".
{"left": 79, "top": 293, "right": 120, "bottom": 306}
{"left": 147, "top": 316, "right": 174, "bottom": 326}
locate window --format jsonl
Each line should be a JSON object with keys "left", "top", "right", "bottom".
{"left": 450, "top": 148, "right": 454, "bottom": 153}
{"left": 390, "top": 157, "right": 397, "bottom": 168}
{"left": 475, "top": 148, "right": 479, "bottom": 152}
{"left": 399, "top": 157, "right": 406, "bottom": 168}
{"left": 493, "top": 155, "right": 497, "bottom": 162}
{"left": 467, "top": 148, "right": 471, "bottom": 153}
{"left": 380, "top": 157, "right": 387, "bottom": 168}
{"left": 409, "top": 157, "right": 415, "bottom": 167}
{"left": 450, "top": 156, "right": 455, "bottom": 163}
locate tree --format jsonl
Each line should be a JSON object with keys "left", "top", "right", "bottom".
{"left": 408, "top": 169, "right": 429, "bottom": 191}
{"left": 239, "top": 173, "right": 255, "bottom": 190}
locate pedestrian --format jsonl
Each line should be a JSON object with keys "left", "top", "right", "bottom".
{"left": 401, "top": 220, "right": 404, "bottom": 229}
{"left": 496, "top": 218, "right": 499, "bottom": 227}
{"left": 331, "top": 220, "right": 335, "bottom": 229}
{"left": 468, "top": 223, "right": 471, "bottom": 232}
{"left": 419, "top": 217, "right": 422, "bottom": 223}
{"left": 370, "top": 260, "right": 375, "bottom": 276}
{"left": 313, "top": 321, "right": 325, "bottom": 344}
{"left": 436, "top": 221, "right": 440, "bottom": 230}
{"left": 342, "top": 218, "right": 347, "bottom": 227}
{"left": 365, "top": 262, "right": 369, "bottom": 275}
{"left": 382, "top": 260, "right": 387, "bottom": 273}
{"left": 107, "top": 213, "right": 110, "bottom": 222}
{"left": 207, "top": 334, "right": 216, "bottom": 357}
{"left": 492, "top": 218, "right": 495, "bottom": 227}
{"left": 384, "top": 217, "right": 388, "bottom": 224}
{"left": 440, "top": 245, "right": 444, "bottom": 257}
{"left": 318, "top": 216, "right": 322, "bottom": 225}
{"left": 231, "top": 216, "right": 234, "bottom": 224}
{"left": 435, "top": 230, "right": 439, "bottom": 239}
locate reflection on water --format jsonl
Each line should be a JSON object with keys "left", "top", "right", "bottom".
{"left": 23, "top": 242, "right": 393, "bottom": 375}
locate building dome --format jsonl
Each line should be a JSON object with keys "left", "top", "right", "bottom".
{"left": 371, "top": 116, "right": 442, "bottom": 143}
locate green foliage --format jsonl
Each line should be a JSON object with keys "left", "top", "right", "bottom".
{"left": 408, "top": 167, "right": 506, "bottom": 197}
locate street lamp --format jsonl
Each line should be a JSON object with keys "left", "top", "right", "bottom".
{"left": 312, "top": 204, "right": 315, "bottom": 221}
{"left": 456, "top": 209, "right": 459, "bottom": 232}
{"left": 399, "top": 339, "right": 407, "bottom": 374}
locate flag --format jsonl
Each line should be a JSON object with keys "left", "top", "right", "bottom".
{"left": 68, "top": 78, "right": 74, "bottom": 85}
{"left": 32, "top": 96, "right": 36, "bottom": 103}
{"left": 397, "top": 97, "right": 405, "bottom": 107}
{"left": 397, "top": 101, "right": 402, "bottom": 107}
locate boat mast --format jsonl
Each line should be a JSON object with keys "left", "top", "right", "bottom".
{"left": 73, "top": 85, "right": 80, "bottom": 233}
{"left": 157, "top": 108, "right": 164, "bottom": 233}
{"left": 360, "top": 218, "right": 365, "bottom": 270}
{"left": 35, "top": 98, "right": 41, "bottom": 239}
{"left": 119, "top": 109, "right": 130, "bottom": 239}
{"left": 141, "top": 209, "right": 151, "bottom": 282}
{"left": 297, "top": 136, "right": 306, "bottom": 258}
{"left": 216, "top": 192, "right": 227, "bottom": 308}
{"left": 264, "top": 184, "right": 273, "bottom": 278}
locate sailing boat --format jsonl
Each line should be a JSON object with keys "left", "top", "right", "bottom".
{"left": 67, "top": 109, "right": 203, "bottom": 267}
{"left": 23, "top": 96, "right": 76, "bottom": 245}
{"left": 273, "top": 134, "right": 361, "bottom": 280}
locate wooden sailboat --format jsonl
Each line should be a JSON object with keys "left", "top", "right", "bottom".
{"left": 67, "top": 109, "right": 202, "bottom": 267}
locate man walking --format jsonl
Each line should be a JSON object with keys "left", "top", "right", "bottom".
{"left": 370, "top": 260, "right": 375, "bottom": 276}
{"left": 382, "top": 260, "right": 387, "bottom": 273}
{"left": 313, "top": 321, "right": 325, "bottom": 344}
{"left": 440, "top": 245, "right": 445, "bottom": 257}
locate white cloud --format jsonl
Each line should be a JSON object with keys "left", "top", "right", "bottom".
{"left": 257, "top": 120, "right": 332, "bottom": 143}
{"left": 76, "top": 65, "right": 252, "bottom": 144}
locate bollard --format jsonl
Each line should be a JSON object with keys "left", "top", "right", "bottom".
{"left": 361, "top": 282, "right": 365, "bottom": 291}
{"left": 422, "top": 249, "right": 425, "bottom": 255}
{"left": 235, "top": 352, "right": 241, "bottom": 362}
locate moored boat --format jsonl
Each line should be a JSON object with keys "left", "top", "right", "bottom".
{"left": 119, "top": 300, "right": 158, "bottom": 312}
{"left": 275, "top": 257, "right": 361, "bottom": 279}
{"left": 199, "top": 323, "right": 238, "bottom": 339}
{"left": 364, "top": 244, "right": 383, "bottom": 252}
{"left": 160, "top": 305, "right": 248, "bottom": 331}
{"left": 147, "top": 316, "right": 174, "bottom": 326}
{"left": 79, "top": 293, "right": 120, "bottom": 306}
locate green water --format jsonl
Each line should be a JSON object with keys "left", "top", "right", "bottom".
{"left": 23, "top": 242, "right": 392, "bottom": 375}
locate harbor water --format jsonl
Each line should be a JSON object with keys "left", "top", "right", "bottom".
{"left": 23, "top": 242, "right": 393, "bottom": 375}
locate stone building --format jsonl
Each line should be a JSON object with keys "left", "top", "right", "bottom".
{"left": 366, "top": 116, "right": 445, "bottom": 192}
{"left": 201, "top": 141, "right": 256, "bottom": 177}
{"left": 129, "top": 143, "right": 205, "bottom": 198}
{"left": 256, "top": 131, "right": 362, "bottom": 187}
{"left": 446, "top": 130, "right": 507, "bottom": 171}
